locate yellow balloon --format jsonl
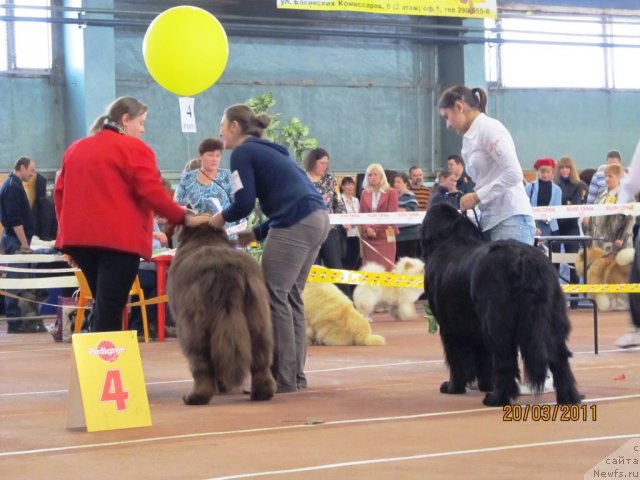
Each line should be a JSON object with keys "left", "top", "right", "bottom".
{"left": 143, "top": 6, "right": 228, "bottom": 97}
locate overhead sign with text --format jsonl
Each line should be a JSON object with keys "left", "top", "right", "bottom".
{"left": 276, "top": 0, "right": 497, "bottom": 19}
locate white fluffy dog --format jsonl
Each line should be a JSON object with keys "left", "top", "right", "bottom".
{"left": 353, "top": 257, "right": 425, "bottom": 322}
{"left": 303, "top": 282, "right": 386, "bottom": 346}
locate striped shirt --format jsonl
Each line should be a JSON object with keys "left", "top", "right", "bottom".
{"left": 409, "top": 185, "right": 430, "bottom": 211}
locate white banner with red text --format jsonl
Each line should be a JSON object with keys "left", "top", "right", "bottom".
{"left": 328, "top": 202, "right": 640, "bottom": 225}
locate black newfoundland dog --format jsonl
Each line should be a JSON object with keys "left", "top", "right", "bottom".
{"left": 421, "top": 204, "right": 582, "bottom": 406}
{"left": 168, "top": 224, "right": 276, "bottom": 405}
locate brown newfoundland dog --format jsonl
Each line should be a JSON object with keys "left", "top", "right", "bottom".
{"left": 167, "top": 224, "right": 276, "bottom": 405}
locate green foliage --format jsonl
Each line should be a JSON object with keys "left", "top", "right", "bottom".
{"left": 279, "top": 117, "right": 319, "bottom": 163}
{"left": 245, "top": 92, "right": 318, "bottom": 164}
{"left": 246, "top": 92, "right": 280, "bottom": 142}
{"left": 424, "top": 303, "right": 438, "bottom": 334}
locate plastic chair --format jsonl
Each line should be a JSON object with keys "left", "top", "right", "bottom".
{"left": 73, "top": 271, "right": 149, "bottom": 343}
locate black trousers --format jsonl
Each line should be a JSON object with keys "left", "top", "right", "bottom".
{"left": 342, "top": 236, "right": 361, "bottom": 272}
{"left": 65, "top": 247, "right": 140, "bottom": 332}
{"left": 316, "top": 228, "right": 350, "bottom": 295}
{"left": 396, "top": 239, "right": 420, "bottom": 261}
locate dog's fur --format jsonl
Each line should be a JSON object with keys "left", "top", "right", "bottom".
{"left": 353, "top": 257, "right": 424, "bottom": 322}
{"left": 167, "top": 224, "right": 276, "bottom": 405}
{"left": 19, "top": 289, "right": 48, "bottom": 317}
{"left": 422, "top": 203, "right": 582, "bottom": 406}
{"left": 575, "top": 247, "right": 634, "bottom": 311}
{"left": 303, "top": 282, "right": 386, "bottom": 346}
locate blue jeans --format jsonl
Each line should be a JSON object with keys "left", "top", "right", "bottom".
{"left": 485, "top": 215, "right": 536, "bottom": 246}
{"left": 2, "top": 234, "right": 24, "bottom": 318}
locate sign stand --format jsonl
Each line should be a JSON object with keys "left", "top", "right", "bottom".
{"left": 66, "top": 331, "right": 152, "bottom": 432}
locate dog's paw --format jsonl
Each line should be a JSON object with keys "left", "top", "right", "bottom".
{"left": 250, "top": 386, "right": 275, "bottom": 402}
{"left": 482, "top": 392, "right": 510, "bottom": 407}
{"left": 440, "top": 380, "right": 466, "bottom": 394}
{"left": 183, "top": 392, "right": 212, "bottom": 405}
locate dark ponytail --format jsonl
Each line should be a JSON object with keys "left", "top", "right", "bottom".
{"left": 223, "top": 104, "right": 271, "bottom": 138}
{"left": 438, "top": 85, "right": 487, "bottom": 113}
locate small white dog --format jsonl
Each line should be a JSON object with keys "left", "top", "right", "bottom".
{"left": 353, "top": 257, "right": 425, "bottom": 322}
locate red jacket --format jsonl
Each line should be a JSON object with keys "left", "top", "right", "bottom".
{"left": 55, "top": 129, "right": 185, "bottom": 260}
{"left": 359, "top": 188, "right": 400, "bottom": 237}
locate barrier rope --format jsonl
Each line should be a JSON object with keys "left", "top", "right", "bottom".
{"left": 3, "top": 267, "right": 640, "bottom": 312}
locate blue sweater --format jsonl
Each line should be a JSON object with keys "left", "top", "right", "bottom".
{"left": 221, "top": 138, "right": 326, "bottom": 240}
{"left": 524, "top": 179, "right": 563, "bottom": 232}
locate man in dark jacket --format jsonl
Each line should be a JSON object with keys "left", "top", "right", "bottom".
{"left": 447, "top": 154, "right": 476, "bottom": 195}
{"left": 0, "top": 157, "right": 37, "bottom": 332}
{"left": 429, "top": 170, "right": 460, "bottom": 210}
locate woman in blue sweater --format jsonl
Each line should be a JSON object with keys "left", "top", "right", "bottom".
{"left": 209, "top": 104, "right": 330, "bottom": 394}
{"left": 524, "top": 157, "right": 562, "bottom": 237}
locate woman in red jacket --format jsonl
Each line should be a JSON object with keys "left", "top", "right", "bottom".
{"left": 55, "top": 96, "right": 205, "bottom": 332}
{"left": 359, "top": 163, "right": 399, "bottom": 271}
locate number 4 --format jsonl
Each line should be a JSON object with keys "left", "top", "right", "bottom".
{"left": 101, "top": 370, "right": 129, "bottom": 411}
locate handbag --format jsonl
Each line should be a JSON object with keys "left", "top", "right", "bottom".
{"left": 51, "top": 294, "right": 90, "bottom": 342}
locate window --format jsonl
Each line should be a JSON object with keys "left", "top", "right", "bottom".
{"left": 486, "top": 15, "right": 640, "bottom": 90}
{"left": 1, "top": 0, "right": 52, "bottom": 72}
{"left": 610, "top": 19, "right": 640, "bottom": 89}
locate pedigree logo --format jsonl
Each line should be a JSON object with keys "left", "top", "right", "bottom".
{"left": 88, "top": 340, "right": 125, "bottom": 363}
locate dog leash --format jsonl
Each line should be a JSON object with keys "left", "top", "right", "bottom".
{"left": 358, "top": 237, "right": 397, "bottom": 269}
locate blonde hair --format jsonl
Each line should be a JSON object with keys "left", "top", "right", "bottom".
{"left": 362, "top": 163, "right": 390, "bottom": 192}
{"left": 604, "top": 164, "right": 624, "bottom": 177}
{"left": 554, "top": 156, "right": 580, "bottom": 185}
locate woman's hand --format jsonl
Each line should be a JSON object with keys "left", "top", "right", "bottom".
{"left": 459, "top": 192, "right": 480, "bottom": 211}
{"left": 153, "top": 231, "right": 168, "bottom": 247}
{"left": 208, "top": 212, "right": 225, "bottom": 228}
{"left": 63, "top": 254, "right": 78, "bottom": 268}
{"left": 184, "top": 214, "right": 211, "bottom": 227}
{"left": 237, "top": 231, "right": 256, "bottom": 247}
{"left": 365, "top": 226, "right": 376, "bottom": 238}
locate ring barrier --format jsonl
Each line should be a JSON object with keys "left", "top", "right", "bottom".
{"left": 328, "top": 202, "right": 640, "bottom": 225}
{"left": 2, "top": 264, "right": 640, "bottom": 314}
{"left": 2, "top": 201, "right": 638, "bottom": 312}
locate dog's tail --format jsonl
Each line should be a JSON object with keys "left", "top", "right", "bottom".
{"left": 513, "top": 248, "right": 551, "bottom": 392}
{"left": 207, "top": 273, "right": 253, "bottom": 391}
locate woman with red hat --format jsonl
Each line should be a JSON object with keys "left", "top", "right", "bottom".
{"left": 525, "top": 157, "right": 563, "bottom": 237}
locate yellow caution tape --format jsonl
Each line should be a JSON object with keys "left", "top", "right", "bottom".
{"left": 307, "top": 265, "right": 423, "bottom": 288}
{"left": 5, "top": 268, "right": 640, "bottom": 312}
{"left": 307, "top": 266, "right": 640, "bottom": 294}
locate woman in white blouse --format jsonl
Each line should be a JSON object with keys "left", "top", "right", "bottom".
{"left": 438, "top": 85, "right": 535, "bottom": 245}
{"left": 339, "top": 176, "right": 360, "bottom": 271}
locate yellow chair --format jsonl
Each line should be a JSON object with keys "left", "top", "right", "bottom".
{"left": 73, "top": 271, "right": 149, "bottom": 343}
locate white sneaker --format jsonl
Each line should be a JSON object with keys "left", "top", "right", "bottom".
{"left": 614, "top": 328, "right": 640, "bottom": 349}
{"left": 518, "top": 373, "right": 554, "bottom": 395}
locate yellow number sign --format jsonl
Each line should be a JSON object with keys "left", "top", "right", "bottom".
{"left": 66, "top": 331, "right": 152, "bottom": 432}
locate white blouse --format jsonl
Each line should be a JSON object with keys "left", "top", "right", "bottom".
{"left": 462, "top": 113, "right": 533, "bottom": 231}
{"left": 341, "top": 193, "right": 360, "bottom": 237}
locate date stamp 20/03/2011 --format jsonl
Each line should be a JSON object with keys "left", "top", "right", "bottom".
{"left": 503, "top": 404, "right": 597, "bottom": 422}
